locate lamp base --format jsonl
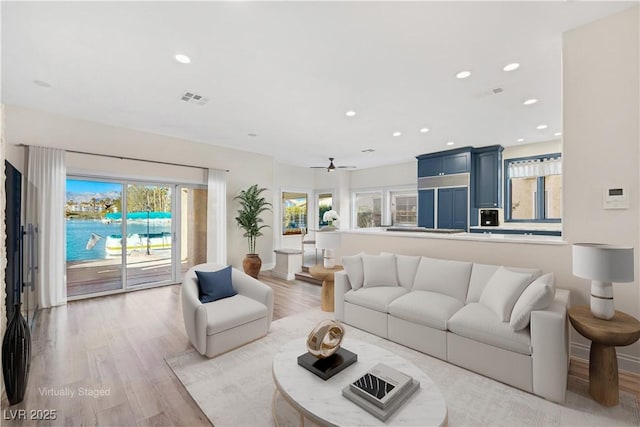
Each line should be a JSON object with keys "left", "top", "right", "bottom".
{"left": 323, "top": 248, "right": 336, "bottom": 269}
{"left": 590, "top": 281, "right": 614, "bottom": 320}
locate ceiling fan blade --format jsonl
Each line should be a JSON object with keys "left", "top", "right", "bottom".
{"left": 337, "top": 165, "right": 357, "bottom": 169}
{"left": 309, "top": 166, "right": 326, "bottom": 169}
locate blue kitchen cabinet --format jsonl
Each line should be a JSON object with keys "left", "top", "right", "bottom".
{"left": 417, "top": 189, "right": 435, "bottom": 228}
{"left": 474, "top": 145, "right": 503, "bottom": 208}
{"left": 437, "top": 187, "right": 468, "bottom": 230}
{"left": 417, "top": 149, "right": 472, "bottom": 177}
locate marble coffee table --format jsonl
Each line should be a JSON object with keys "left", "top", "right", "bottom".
{"left": 272, "top": 338, "right": 448, "bottom": 426}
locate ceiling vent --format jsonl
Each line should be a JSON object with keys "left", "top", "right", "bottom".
{"left": 492, "top": 87, "right": 504, "bottom": 94}
{"left": 180, "top": 91, "right": 209, "bottom": 106}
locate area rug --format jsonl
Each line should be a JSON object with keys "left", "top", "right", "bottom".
{"left": 166, "top": 309, "right": 640, "bottom": 427}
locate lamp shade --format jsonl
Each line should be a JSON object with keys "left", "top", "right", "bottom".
{"left": 315, "top": 231, "right": 342, "bottom": 250}
{"left": 572, "top": 243, "right": 634, "bottom": 283}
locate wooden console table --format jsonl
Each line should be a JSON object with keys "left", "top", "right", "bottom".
{"left": 568, "top": 305, "right": 640, "bottom": 406}
{"left": 308, "top": 264, "right": 343, "bottom": 312}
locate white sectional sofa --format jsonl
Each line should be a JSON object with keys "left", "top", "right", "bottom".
{"left": 334, "top": 253, "right": 570, "bottom": 403}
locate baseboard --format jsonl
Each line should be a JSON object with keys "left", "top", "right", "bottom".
{"left": 571, "top": 341, "right": 640, "bottom": 374}
{"left": 260, "top": 262, "right": 275, "bottom": 271}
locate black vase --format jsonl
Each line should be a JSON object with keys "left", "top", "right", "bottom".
{"left": 2, "top": 303, "right": 31, "bottom": 405}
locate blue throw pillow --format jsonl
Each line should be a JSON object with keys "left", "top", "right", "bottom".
{"left": 195, "top": 266, "right": 237, "bottom": 303}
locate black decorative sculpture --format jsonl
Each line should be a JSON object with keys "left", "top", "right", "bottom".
{"left": 2, "top": 303, "right": 31, "bottom": 405}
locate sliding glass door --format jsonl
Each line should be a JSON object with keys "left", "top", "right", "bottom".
{"left": 125, "top": 184, "right": 174, "bottom": 287}
{"left": 66, "top": 178, "right": 124, "bottom": 297}
{"left": 66, "top": 178, "right": 205, "bottom": 298}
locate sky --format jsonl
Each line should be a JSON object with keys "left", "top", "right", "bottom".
{"left": 66, "top": 179, "right": 121, "bottom": 194}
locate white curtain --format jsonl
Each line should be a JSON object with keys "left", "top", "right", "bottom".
{"left": 27, "top": 147, "right": 67, "bottom": 308}
{"left": 508, "top": 157, "right": 562, "bottom": 178}
{"left": 206, "top": 168, "right": 227, "bottom": 265}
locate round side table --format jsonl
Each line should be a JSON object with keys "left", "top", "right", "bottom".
{"left": 568, "top": 305, "right": 640, "bottom": 406}
{"left": 308, "top": 264, "right": 343, "bottom": 312}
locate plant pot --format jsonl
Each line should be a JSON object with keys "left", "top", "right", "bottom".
{"left": 2, "top": 303, "right": 31, "bottom": 405}
{"left": 243, "top": 254, "right": 262, "bottom": 278}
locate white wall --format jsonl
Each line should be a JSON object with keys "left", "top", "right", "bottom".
{"left": 502, "top": 139, "right": 562, "bottom": 161}
{"left": 4, "top": 105, "right": 276, "bottom": 270}
{"left": 350, "top": 161, "right": 416, "bottom": 189}
{"left": 563, "top": 6, "right": 639, "bottom": 367}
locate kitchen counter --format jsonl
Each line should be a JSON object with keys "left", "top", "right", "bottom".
{"left": 469, "top": 223, "right": 562, "bottom": 237}
{"left": 343, "top": 228, "right": 566, "bottom": 246}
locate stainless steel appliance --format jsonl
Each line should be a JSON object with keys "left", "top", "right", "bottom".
{"left": 480, "top": 209, "right": 499, "bottom": 226}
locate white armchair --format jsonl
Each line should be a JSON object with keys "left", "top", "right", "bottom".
{"left": 182, "top": 263, "right": 274, "bottom": 358}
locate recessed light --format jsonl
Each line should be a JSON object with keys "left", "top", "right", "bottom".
{"left": 523, "top": 98, "right": 539, "bottom": 105}
{"left": 361, "top": 148, "right": 375, "bottom": 153}
{"left": 536, "top": 124, "right": 548, "bottom": 130}
{"left": 554, "top": 132, "right": 562, "bottom": 136}
{"left": 503, "top": 63, "right": 520, "bottom": 72}
{"left": 446, "top": 141, "right": 455, "bottom": 146}
{"left": 392, "top": 131, "right": 402, "bottom": 137}
{"left": 345, "top": 110, "right": 356, "bottom": 117}
{"left": 517, "top": 138, "right": 525, "bottom": 142}
{"left": 456, "top": 70, "right": 471, "bottom": 79}
{"left": 419, "top": 128, "right": 430, "bottom": 133}
{"left": 33, "top": 79, "right": 51, "bottom": 88}
{"left": 175, "top": 54, "right": 191, "bottom": 64}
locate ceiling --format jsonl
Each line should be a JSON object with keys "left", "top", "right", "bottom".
{"left": 2, "top": 1, "right": 636, "bottom": 170}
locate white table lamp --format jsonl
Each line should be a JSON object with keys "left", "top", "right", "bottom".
{"left": 572, "top": 243, "right": 634, "bottom": 320}
{"left": 316, "top": 231, "right": 341, "bottom": 269}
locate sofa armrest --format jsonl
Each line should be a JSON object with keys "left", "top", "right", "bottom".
{"left": 530, "top": 288, "right": 570, "bottom": 403}
{"left": 232, "top": 269, "right": 275, "bottom": 328}
{"left": 334, "top": 270, "right": 352, "bottom": 322}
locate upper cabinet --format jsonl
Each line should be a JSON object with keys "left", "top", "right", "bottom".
{"left": 474, "top": 145, "right": 504, "bottom": 208}
{"left": 417, "top": 149, "right": 471, "bottom": 177}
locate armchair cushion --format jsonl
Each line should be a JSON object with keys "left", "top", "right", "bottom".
{"left": 195, "top": 266, "right": 237, "bottom": 303}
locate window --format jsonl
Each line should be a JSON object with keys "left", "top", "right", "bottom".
{"left": 391, "top": 191, "right": 417, "bottom": 226}
{"left": 318, "top": 193, "right": 333, "bottom": 227}
{"left": 66, "top": 177, "right": 205, "bottom": 299}
{"left": 506, "top": 154, "right": 562, "bottom": 222}
{"left": 355, "top": 192, "right": 382, "bottom": 228}
{"left": 282, "top": 192, "right": 307, "bottom": 235}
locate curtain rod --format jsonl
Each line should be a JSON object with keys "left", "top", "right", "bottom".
{"left": 17, "top": 144, "right": 229, "bottom": 172}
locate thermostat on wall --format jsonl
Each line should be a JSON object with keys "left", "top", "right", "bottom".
{"left": 603, "top": 186, "right": 629, "bottom": 209}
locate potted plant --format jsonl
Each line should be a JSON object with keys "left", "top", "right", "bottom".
{"left": 234, "top": 184, "right": 272, "bottom": 278}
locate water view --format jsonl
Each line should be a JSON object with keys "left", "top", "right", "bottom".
{"left": 66, "top": 219, "right": 172, "bottom": 261}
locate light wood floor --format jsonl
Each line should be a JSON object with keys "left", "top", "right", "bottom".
{"left": 2, "top": 272, "right": 638, "bottom": 425}
{"left": 0, "top": 272, "right": 320, "bottom": 426}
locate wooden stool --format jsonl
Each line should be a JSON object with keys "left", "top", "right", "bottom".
{"left": 308, "top": 264, "right": 344, "bottom": 312}
{"left": 568, "top": 305, "right": 640, "bottom": 406}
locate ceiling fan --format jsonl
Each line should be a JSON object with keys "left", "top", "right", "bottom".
{"left": 310, "top": 157, "right": 356, "bottom": 172}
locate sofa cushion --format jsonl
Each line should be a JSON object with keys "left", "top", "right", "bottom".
{"left": 448, "top": 303, "right": 532, "bottom": 355}
{"left": 195, "top": 266, "right": 237, "bottom": 303}
{"left": 362, "top": 254, "right": 398, "bottom": 288}
{"left": 479, "top": 267, "right": 534, "bottom": 322}
{"left": 412, "top": 257, "right": 473, "bottom": 302}
{"left": 203, "top": 294, "right": 267, "bottom": 335}
{"left": 342, "top": 252, "right": 365, "bottom": 290}
{"left": 510, "top": 273, "right": 556, "bottom": 331}
{"left": 381, "top": 252, "right": 421, "bottom": 290}
{"left": 388, "top": 290, "right": 464, "bottom": 331}
{"left": 467, "top": 263, "right": 542, "bottom": 304}
{"left": 344, "top": 287, "right": 408, "bottom": 313}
